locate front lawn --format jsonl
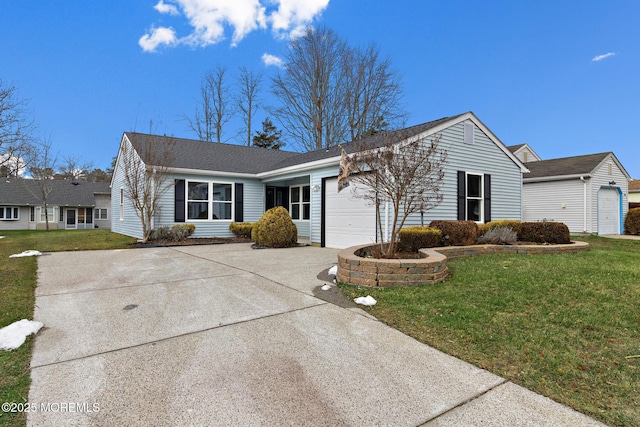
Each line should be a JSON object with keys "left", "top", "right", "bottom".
{"left": 340, "top": 235, "right": 640, "bottom": 427}
{"left": 0, "top": 230, "right": 136, "bottom": 427}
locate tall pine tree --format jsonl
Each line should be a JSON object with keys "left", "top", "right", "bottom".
{"left": 252, "top": 118, "right": 284, "bottom": 150}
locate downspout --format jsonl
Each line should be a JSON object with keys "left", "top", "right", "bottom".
{"left": 580, "top": 176, "right": 587, "bottom": 232}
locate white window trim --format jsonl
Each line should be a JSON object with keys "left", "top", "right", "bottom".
{"left": 465, "top": 172, "right": 484, "bottom": 223}
{"left": 95, "top": 208, "right": 109, "bottom": 220}
{"left": 39, "top": 206, "right": 57, "bottom": 223}
{"left": 186, "top": 180, "right": 234, "bottom": 221}
{"left": 0, "top": 206, "right": 20, "bottom": 220}
{"left": 290, "top": 185, "right": 311, "bottom": 221}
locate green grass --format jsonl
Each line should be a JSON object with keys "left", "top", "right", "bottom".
{"left": 0, "top": 229, "right": 136, "bottom": 427}
{"left": 340, "top": 235, "right": 640, "bottom": 427}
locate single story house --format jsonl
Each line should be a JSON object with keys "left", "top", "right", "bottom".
{"left": 0, "top": 179, "right": 111, "bottom": 231}
{"left": 511, "top": 148, "right": 631, "bottom": 234}
{"left": 629, "top": 179, "right": 640, "bottom": 209}
{"left": 111, "top": 112, "right": 528, "bottom": 248}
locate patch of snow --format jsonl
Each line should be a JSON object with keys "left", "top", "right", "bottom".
{"left": 9, "top": 250, "right": 42, "bottom": 258}
{"left": 0, "top": 319, "right": 44, "bottom": 350}
{"left": 321, "top": 284, "right": 332, "bottom": 291}
{"left": 328, "top": 265, "right": 337, "bottom": 276}
{"left": 354, "top": 295, "right": 377, "bottom": 306}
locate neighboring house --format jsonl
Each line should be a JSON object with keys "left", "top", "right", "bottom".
{"left": 0, "top": 179, "right": 111, "bottom": 231}
{"left": 111, "top": 112, "right": 528, "bottom": 248}
{"left": 513, "top": 150, "right": 630, "bottom": 234}
{"left": 508, "top": 143, "right": 542, "bottom": 163}
{"left": 629, "top": 179, "right": 640, "bottom": 209}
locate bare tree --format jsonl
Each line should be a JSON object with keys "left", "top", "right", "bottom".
{"left": 342, "top": 44, "right": 406, "bottom": 141}
{"left": 271, "top": 26, "right": 346, "bottom": 151}
{"left": 349, "top": 131, "right": 447, "bottom": 256}
{"left": 119, "top": 135, "right": 175, "bottom": 242}
{"left": 26, "top": 138, "right": 57, "bottom": 231}
{"left": 271, "top": 26, "right": 406, "bottom": 152}
{"left": 58, "top": 156, "right": 93, "bottom": 181}
{"left": 186, "top": 66, "right": 233, "bottom": 142}
{"left": 236, "top": 67, "right": 262, "bottom": 146}
{"left": 0, "top": 80, "right": 36, "bottom": 175}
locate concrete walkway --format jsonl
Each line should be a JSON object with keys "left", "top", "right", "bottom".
{"left": 28, "top": 243, "right": 605, "bottom": 426}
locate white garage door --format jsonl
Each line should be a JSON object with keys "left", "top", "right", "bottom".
{"left": 324, "top": 178, "right": 377, "bottom": 249}
{"left": 598, "top": 188, "right": 620, "bottom": 235}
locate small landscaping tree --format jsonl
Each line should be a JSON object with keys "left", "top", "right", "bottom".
{"left": 349, "top": 130, "right": 447, "bottom": 256}
{"left": 119, "top": 135, "right": 175, "bottom": 243}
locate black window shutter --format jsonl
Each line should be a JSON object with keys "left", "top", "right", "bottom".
{"left": 484, "top": 174, "right": 491, "bottom": 223}
{"left": 175, "top": 179, "right": 185, "bottom": 222}
{"left": 457, "top": 171, "right": 466, "bottom": 220}
{"left": 234, "top": 183, "right": 244, "bottom": 222}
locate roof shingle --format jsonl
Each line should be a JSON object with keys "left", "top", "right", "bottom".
{"left": 0, "top": 180, "right": 110, "bottom": 206}
{"left": 524, "top": 152, "right": 612, "bottom": 179}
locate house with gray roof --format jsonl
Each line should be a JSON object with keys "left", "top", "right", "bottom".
{"left": 0, "top": 179, "right": 111, "bottom": 231}
{"left": 112, "top": 112, "right": 528, "bottom": 248}
{"left": 508, "top": 147, "right": 631, "bottom": 234}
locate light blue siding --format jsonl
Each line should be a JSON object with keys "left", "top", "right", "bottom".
{"left": 154, "top": 173, "right": 265, "bottom": 238}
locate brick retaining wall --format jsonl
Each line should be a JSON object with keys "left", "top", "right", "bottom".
{"left": 337, "top": 241, "right": 590, "bottom": 288}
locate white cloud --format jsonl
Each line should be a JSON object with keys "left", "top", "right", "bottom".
{"left": 262, "top": 53, "right": 284, "bottom": 68}
{"left": 592, "top": 52, "right": 616, "bottom": 62}
{"left": 140, "top": 0, "right": 329, "bottom": 51}
{"left": 139, "top": 26, "right": 178, "bottom": 52}
{"left": 154, "top": 0, "right": 180, "bottom": 16}
{"left": 268, "top": 0, "right": 330, "bottom": 39}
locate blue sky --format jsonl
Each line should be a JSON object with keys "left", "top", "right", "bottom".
{"left": 2, "top": 1, "right": 638, "bottom": 177}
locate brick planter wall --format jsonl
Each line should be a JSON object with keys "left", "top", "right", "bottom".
{"left": 337, "top": 241, "right": 590, "bottom": 288}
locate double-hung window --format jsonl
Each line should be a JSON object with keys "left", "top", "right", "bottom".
{"left": 187, "top": 181, "right": 233, "bottom": 220}
{"left": 95, "top": 208, "right": 108, "bottom": 220}
{"left": 290, "top": 185, "right": 310, "bottom": 220}
{"left": 0, "top": 207, "right": 19, "bottom": 220}
{"left": 466, "top": 173, "right": 483, "bottom": 222}
{"left": 188, "top": 181, "right": 209, "bottom": 220}
{"left": 40, "top": 206, "right": 55, "bottom": 223}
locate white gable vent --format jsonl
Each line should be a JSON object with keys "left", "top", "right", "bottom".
{"left": 464, "top": 122, "right": 474, "bottom": 145}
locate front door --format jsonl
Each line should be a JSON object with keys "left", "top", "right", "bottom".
{"left": 66, "top": 208, "right": 77, "bottom": 229}
{"left": 265, "top": 186, "right": 289, "bottom": 211}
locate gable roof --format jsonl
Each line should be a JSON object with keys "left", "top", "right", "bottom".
{"left": 123, "top": 112, "right": 528, "bottom": 177}
{"left": 125, "top": 133, "right": 299, "bottom": 175}
{"left": 629, "top": 179, "right": 640, "bottom": 192}
{"left": 507, "top": 143, "right": 542, "bottom": 162}
{"left": 0, "top": 179, "right": 110, "bottom": 206}
{"left": 524, "top": 152, "right": 631, "bottom": 181}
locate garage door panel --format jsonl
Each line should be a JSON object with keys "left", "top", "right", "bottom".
{"left": 324, "top": 178, "right": 377, "bottom": 249}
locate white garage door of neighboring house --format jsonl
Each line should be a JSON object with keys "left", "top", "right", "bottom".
{"left": 324, "top": 178, "right": 377, "bottom": 249}
{"left": 598, "top": 188, "right": 620, "bottom": 235}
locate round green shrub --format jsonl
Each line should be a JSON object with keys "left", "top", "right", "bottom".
{"left": 398, "top": 226, "right": 442, "bottom": 252}
{"left": 624, "top": 208, "right": 640, "bottom": 235}
{"left": 252, "top": 206, "right": 298, "bottom": 248}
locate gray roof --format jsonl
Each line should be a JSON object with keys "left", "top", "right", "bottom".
{"left": 0, "top": 179, "right": 110, "bottom": 206}
{"left": 126, "top": 133, "right": 299, "bottom": 174}
{"left": 125, "top": 114, "right": 464, "bottom": 174}
{"left": 524, "top": 152, "right": 612, "bottom": 179}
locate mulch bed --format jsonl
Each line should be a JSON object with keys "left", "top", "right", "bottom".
{"left": 136, "top": 237, "right": 252, "bottom": 248}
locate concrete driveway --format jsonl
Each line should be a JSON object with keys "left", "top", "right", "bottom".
{"left": 28, "top": 243, "right": 604, "bottom": 426}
